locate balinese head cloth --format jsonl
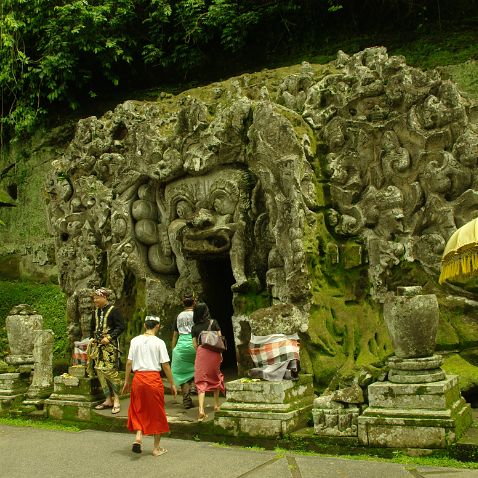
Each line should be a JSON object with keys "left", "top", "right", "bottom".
{"left": 145, "top": 315, "right": 160, "bottom": 324}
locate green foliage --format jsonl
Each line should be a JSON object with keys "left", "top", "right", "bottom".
{"left": 0, "top": 280, "right": 68, "bottom": 361}
{"left": 2, "top": 0, "right": 476, "bottom": 143}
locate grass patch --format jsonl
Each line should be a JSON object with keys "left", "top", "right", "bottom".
{"left": 0, "top": 416, "right": 81, "bottom": 432}
{"left": 272, "top": 446, "right": 478, "bottom": 469}
{"left": 0, "top": 280, "right": 68, "bottom": 363}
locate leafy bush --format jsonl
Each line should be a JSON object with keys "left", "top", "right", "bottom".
{"left": 1, "top": 0, "right": 477, "bottom": 143}
{"left": 0, "top": 280, "right": 67, "bottom": 361}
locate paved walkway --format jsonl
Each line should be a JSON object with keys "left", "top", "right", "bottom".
{"left": 1, "top": 424, "right": 478, "bottom": 478}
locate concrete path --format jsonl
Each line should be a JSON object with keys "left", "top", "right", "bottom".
{"left": 1, "top": 424, "right": 478, "bottom": 478}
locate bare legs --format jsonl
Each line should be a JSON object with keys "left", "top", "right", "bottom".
{"left": 198, "top": 389, "right": 221, "bottom": 420}
{"left": 197, "top": 392, "right": 207, "bottom": 421}
{"left": 213, "top": 389, "right": 220, "bottom": 411}
{"left": 181, "top": 382, "right": 193, "bottom": 409}
{"left": 132, "top": 431, "right": 167, "bottom": 456}
{"left": 152, "top": 435, "right": 167, "bottom": 456}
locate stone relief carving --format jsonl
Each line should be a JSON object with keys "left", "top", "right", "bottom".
{"left": 282, "top": 46, "right": 478, "bottom": 300}
{"left": 46, "top": 47, "right": 478, "bottom": 382}
{"left": 47, "top": 83, "right": 316, "bottom": 352}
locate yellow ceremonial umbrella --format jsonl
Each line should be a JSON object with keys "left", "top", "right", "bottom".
{"left": 439, "top": 217, "right": 478, "bottom": 284}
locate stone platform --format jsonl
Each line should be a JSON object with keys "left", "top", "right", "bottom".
{"left": 44, "top": 366, "right": 104, "bottom": 421}
{"left": 214, "top": 374, "right": 314, "bottom": 437}
{"left": 358, "top": 375, "right": 472, "bottom": 448}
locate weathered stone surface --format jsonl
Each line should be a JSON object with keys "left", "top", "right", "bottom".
{"left": 388, "top": 354, "right": 443, "bottom": 371}
{"left": 26, "top": 330, "right": 54, "bottom": 400}
{"left": 367, "top": 376, "right": 461, "bottom": 409}
{"left": 384, "top": 288, "right": 439, "bottom": 359}
{"left": 313, "top": 407, "right": 360, "bottom": 437}
{"left": 215, "top": 375, "right": 314, "bottom": 437}
{"left": 388, "top": 368, "right": 446, "bottom": 383}
{"left": 358, "top": 375, "right": 472, "bottom": 448}
{"left": 5, "top": 305, "right": 43, "bottom": 365}
{"left": 43, "top": 47, "right": 478, "bottom": 388}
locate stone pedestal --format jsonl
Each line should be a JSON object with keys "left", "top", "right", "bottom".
{"left": 359, "top": 287, "right": 473, "bottom": 448}
{"left": 23, "top": 330, "right": 54, "bottom": 407}
{"left": 214, "top": 374, "right": 314, "bottom": 437}
{"left": 0, "top": 367, "right": 33, "bottom": 411}
{"left": 45, "top": 366, "right": 105, "bottom": 421}
{"left": 357, "top": 375, "right": 472, "bottom": 448}
{"left": 5, "top": 305, "right": 43, "bottom": 366}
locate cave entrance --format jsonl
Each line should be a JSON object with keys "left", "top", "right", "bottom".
{"left": 197, "top": 257, "right": 237, "bottom": 378}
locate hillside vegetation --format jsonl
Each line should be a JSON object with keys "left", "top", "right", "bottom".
{"left": 1, "top": 0, "right": 478, "bottom": 145}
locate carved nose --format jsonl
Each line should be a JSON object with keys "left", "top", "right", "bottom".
{"left": 188, "top": 208, "right": 215, "bottom": 228}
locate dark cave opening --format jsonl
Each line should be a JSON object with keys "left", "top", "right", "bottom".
{"left": 197, "top": 257, "right": 238, "bottom": 378}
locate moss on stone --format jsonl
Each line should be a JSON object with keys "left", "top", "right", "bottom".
{"left": 442, "top": 354, "right": 478, "bottom": 392}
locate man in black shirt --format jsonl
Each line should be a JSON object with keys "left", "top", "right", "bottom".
{"left": 87, "top": 287, "right": 125, "bottom": 414}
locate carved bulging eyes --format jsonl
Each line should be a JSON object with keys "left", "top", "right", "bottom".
{"left": 176, "top": 200, "right": 193, "bottom": 219}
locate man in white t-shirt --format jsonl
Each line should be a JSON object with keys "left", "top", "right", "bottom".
{"left": 122, "top": 316, "right": 177, "bottom": 456}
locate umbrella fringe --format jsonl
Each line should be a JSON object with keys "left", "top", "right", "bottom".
{"left": 439, "top": 248, "right": 478, "bottom": 284}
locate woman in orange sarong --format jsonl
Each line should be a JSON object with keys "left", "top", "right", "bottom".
{"left": 122, "top": 316, "right": 177, "bottom": 456}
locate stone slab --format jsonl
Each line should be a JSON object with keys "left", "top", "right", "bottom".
{"left": 357, "top": 399, "right": 472, "bottom": 448}
{"left": 225, "top": 375, "right": 313, "bottom": 404}
{"left": 220, "top": 395, "right": 313, "bottom": 412}
{"left": 312, "top": 407, "right": 360, "bottom": 437}
{"left": 388, "top": 354, "right": 443, "bottom": 370}
{"left": 215, "top": 403, "right": 312, "bottom": 437}
{"left": 367, "top": 377, "right": 461, "bottom": 410}
{"left": 388, "top": 369, "right": 446, "bottom": 383}
{"left": 45, "top": 399, "right": 103, "bottom": 421}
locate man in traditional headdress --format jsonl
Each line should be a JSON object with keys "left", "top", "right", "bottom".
{"left": 87, "top": 287, "right": 125, "bottom": 414}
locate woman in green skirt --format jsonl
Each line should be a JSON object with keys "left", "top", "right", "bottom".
{"left": 171, "top": 294, "right": 197, "bottom": 408}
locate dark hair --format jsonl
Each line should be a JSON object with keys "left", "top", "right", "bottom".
{"left": 182, "top": 295, "right": 195, "bottom": 307}
{"left": 144, "top": 320, "right": 159, "bottom": 330}
{"left": 193, "top": 302, "right": 211, "bottom": 325}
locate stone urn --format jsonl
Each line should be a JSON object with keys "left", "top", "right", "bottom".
{"left": 383, "top": 286, "right": 439, "bottom": 359}
{"left": 5, "top": 304, "right": 43, "bottom": 365}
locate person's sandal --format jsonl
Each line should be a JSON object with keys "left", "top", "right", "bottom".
{"left": 197, "top": 412, "right": 208, "bottom": 422}
{"left": 132, "top": 442, "right": 142, "bottom": 453}
{"left": 152, "top": 447, "right": 167, "bottom": 457}
{"left": 111, "top": 405, "right": 121, "bottom": 414}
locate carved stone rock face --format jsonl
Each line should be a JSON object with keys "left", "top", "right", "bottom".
{"left": 47, "top": 47, "right": 478, "bottom": 384}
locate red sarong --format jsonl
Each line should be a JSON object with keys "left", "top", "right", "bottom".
{"left": 127, "top": 371, "right": 169, "bottom": 435}
{"left": 194, "top": 346, "right": 225, "bottom": 394}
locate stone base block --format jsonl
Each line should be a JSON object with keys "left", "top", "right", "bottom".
{"left": 45, "top": 399, "right": 101, "bottom": 422}
{"left": 358, "top": 397, "right": 472, "bottom": 448}
{"left": 312, "top": 407, "right": 360, "bottom": 437}
{"left": 0, "top": 393, "right": 26, "bottom": 412}
{"left": 5, "top": 355, "right": 34, "bottom": 366}
{"left": 49, "top": 375, "right": 104, "bottom": 402}
{"left": 22, "top": 398, "right": 46, "bottom": 409}
{"left": 367, "top": 375, "right": 461, "bottom": 410}
{"left": 0, "top": 373, "right": 30, "bottom": 396}
{"left": 45, "top": 375, "right": 104, "bottom": 421}
{"left": 214, "top": 375, "right": 314, "bottom": 437}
